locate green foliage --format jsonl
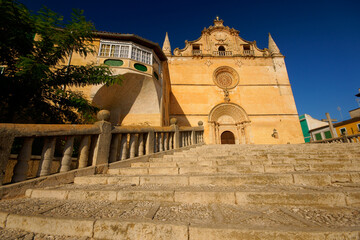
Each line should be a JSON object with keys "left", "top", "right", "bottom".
{"left": 0, "top": 0, "right": 121, "bottom": 123}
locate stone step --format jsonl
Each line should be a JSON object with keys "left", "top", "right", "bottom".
{"left": 1, "top": 198, "right": 359, "bottom": 239}
{"left": 155, "top": 155, "right": 359, "bottom": 163}
{"left": 108, "top": 163, "right": 360, "bottom": 175}
{"left": 170, "top": 152, "right": 358, "bottom": 158}
{"left": 138, "top": 159, "right": 356, "bottom": 167}
{"left": 74, "top": 172, "right": 360, "bottom": 187}
{"left": 24, "top": 185, "right": 360, "bottom": 207}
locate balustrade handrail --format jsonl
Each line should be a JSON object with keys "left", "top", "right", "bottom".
{"left": 0, "top": 123, "right": 100, "bottom": 137}
{"left": 311, "top": 133, "right": 360, "bottom": 143}
{"left": 0, "top": 111, "right": 205, "bottom": 187}
{"left": 111, "top": 126, "right": 174, "bottom": 134}
{"left": 179, "top": 126, "right": 203, "bottom": 131}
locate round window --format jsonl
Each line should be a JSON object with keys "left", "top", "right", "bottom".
{"left": 213, "top": 66, "right": 239, "bottom": 89}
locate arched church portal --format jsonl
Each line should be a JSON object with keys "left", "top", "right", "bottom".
{"left": 208, "top": 103, "right": 252, "bottom": 144}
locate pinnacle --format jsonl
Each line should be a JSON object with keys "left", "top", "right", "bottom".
{"left": 268, "top": 33, "right": 282, "bottom": 56}
{"left": 162, "top": 32, "right": 171, "bottom": 56}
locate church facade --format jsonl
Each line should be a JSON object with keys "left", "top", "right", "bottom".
{"left": 70, "top": 18, "right": 304, "bottom": 144}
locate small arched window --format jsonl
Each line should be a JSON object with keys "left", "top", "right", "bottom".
{"left": 218, "top": 46, "right": 225, "bottom": 51}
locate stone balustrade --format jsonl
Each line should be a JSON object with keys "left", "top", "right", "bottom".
{"left": 192, "top": 50, "right": 202, "bottom": 56}
{"left": 312, "top": 133, "right": 360, "bottom": 143}
{"left": 0, "top": 111, "right": 204, "bottom": 186}
{"left": 213, "top": 51, "right": 232, "bottom": 56}
{"left": 243, "top": 50, "right": 255, "bottom": 56}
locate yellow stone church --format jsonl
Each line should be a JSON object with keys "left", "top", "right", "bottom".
{"left": 69, "top": 17, "right": 304, "bottom": 144}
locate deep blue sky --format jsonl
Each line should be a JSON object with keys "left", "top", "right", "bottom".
{"left": 23, "top": 0, "right": 360, "bottom": 121}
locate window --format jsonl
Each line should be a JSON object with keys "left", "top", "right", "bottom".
{"left": 0, "top": 66, "right": 4, "bottom": 74}
{"left": 324, "top": 131, "right": 332, "bottom": 139}
{"left": 193, "top": 45, "right": 200, "bottom": 51}
{"left": 99, "top": 42, "right": 152, "bottom": 65}
{"left": 340, "top": 127, "right": 347, "bottom": 135}
{"left": 243, "top": 45, "right": 250, "bottom": 51}
{"left": 357, "top": 123, "right": 360, "bottom": 131}
{"left": 218, "top": 46, "right": 225, "bottom": 51}
{"left": 120, "top": 46, "right": 129, "bottom": 58}
{"left": 315, "top": 133, "right": 322, "bottom": 141}
{"left": 99, "top": 44, "right": 111, "bottom": 57}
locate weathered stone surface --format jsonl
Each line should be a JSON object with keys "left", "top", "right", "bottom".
{"left": 235, "top": 192, "right": 347, "bottom": 207}
{"left": 93, "top": 220, "right": 188, "bottom": 240}
{"left": 175, "top": 191, "right": 236, "bottom": 205}
{"left": 117, "top": 190, "right": 174, "bottom": 202}
{"left": 6, "top": 214, "right": 94, "bottom": 237}
{"left": 189, "top": 226, "right": 360, "bottom": 240}
{"left": 0, "top": 212, "right": 8, "bottom": 228}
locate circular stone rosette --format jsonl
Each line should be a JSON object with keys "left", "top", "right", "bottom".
{"left": 213, "top": 66, "right": 239, "bottom": 89}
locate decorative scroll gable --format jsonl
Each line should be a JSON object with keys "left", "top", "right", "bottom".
{"left": 173, "top": 17, "right": 270, "bottom": 57}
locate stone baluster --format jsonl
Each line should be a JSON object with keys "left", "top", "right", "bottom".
{"left": 191, "top": 130, "right": 196, "bottom": 145}
{"left": 169, "top": 133, "right": 173, "bottom": 150}
{"left": 153, "top": 132, "right": 157, "bottom": 152}
{"left": 12, "top": 137, "right": 34, "bottom": 183}
{"left": 78, "top": 135, "right": 91, "bottom": 168}
{"left": 164, "top": 133, "right": 169, "bottom": 151}
{"left": 182, "top": 132, "right": 185, "bottom": 147}
{"left": 129, "top": 134, "right": 136, "bottom": 158}
{"left": 60, "top": 136, "right": 75, "bottom": 172}
{"left": 159, "top": 133, "right": 164, "bottom": 152}
{"left": 146, "top": 130, "right": 154, "bottom": 154}
{"left": 38, "top": 137, "right": 56, "bottom": 177}
{"left": 109, "top": 134, "right": 120, "bottom": 163}
{"left": 109, "top": 134, "right": 120, "bottom": 162}
{"left": 138, "top": 133, "right": 144, "bottom": 156}
{"left": 120, "top": 133, "right": 128, "bottom": 160}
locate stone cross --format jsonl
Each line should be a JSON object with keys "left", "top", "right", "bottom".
{"left": 321, "top": 113, "right": 337, "bottom": 138}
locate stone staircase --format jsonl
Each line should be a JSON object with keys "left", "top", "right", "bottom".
{"left": 0, "top": 144, "right": 360, "bottom": 239}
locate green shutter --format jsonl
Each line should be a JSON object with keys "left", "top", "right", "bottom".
{"left": 324, "top": 131, "right": 332, "bottom": 139}
{"left": 315, "top": 133, "right": 322, "bottom": 141}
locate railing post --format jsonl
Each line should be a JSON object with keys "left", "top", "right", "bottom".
{"left": 146, "top": 130, "right": 154, "bottom": 154}
{"left": 129, "top": 134, "right": 136, "bottom": 158}
{"left": 191, "top": 130, "right": 196, "bottom": 145}
{"left": 120, "top": 133, "right": 128, "bottom": 160}
{"left": 78, "top": 135, "right": 91, "bottom": 168}
{"left": 164, "top": 133, "right": 169, "bottom": 150}
{"left": 12, "top": 137, "right": 34, "bottom": 183}
{"left": 60, "top": 136, "right": 75, "bottom": 172}
{"left": 138, "top": 133, "right": 144, "bottom": 156}
{"left": 38, "top": 137, "right": 56, "bottom": 177}
{"left": 0, "top": 129, "right": 15, "bottom": 185}
{"left": 159, "top": 133, "right": 164, "bottom": 152}
{"left": 109, "top": 133, "right": 120, "bottom": 163}
{"left": 92, "top": 110, "right": 112, "bottom": 166}
{"left": 171, "top": 118, "right": 180, "bottom": 149}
